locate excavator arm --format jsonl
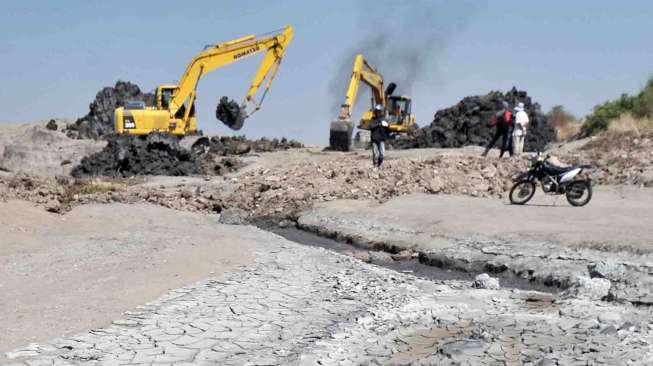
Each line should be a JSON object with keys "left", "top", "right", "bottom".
{"left": 338, "top": 54, "right": 385, "bottom": 120}
{"left": 169, "top": 25, "right": 293, "bottom": 120}
{"left": 331, "top": 54, "right": 391, "bottom": 151}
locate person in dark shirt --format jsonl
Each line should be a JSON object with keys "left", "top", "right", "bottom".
{"left": 370, "top": 104, "right": 390, "bottom": 168}
{"left": 482, "top": 101, "right": 514, "bottom": 158}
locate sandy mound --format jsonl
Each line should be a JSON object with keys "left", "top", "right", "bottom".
{"left": 0, "top": 124, "right": 104, "bottom": 177}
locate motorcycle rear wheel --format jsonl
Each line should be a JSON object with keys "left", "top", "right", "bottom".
{"left": 509, "top": 180, "right": 536, "bottom": 205}
{"left": 566, "top": 180, "right": 592, "bottom": 207}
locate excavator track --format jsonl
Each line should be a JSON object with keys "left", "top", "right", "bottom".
{"left": 329, "top": 120, "right": 353, "bottom": 151}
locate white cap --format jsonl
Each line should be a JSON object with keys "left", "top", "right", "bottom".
{"left": 374, "top": 104, "right": 383, "bottom": 111}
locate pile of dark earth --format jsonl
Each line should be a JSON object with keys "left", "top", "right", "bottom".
{"left": 65, "top": 81, "right": 154, "bottom": 140}
{"left": 71, "top": 134, "right": 303, "bottom": 178}
{"left": 392, "top": 87, "right": 556, "bottom": 152}
{"left": 205, "top": 135, "right": 304, "bottom": 155}
{"left": 71, "top": 133, "right": 241, "bottom": 177}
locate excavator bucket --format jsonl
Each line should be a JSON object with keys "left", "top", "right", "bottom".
{"left": 216, "top": 96, "right": 246, "bottom": 130}
{"left": 329, "top": 119, "right": 354, "bottom": 151}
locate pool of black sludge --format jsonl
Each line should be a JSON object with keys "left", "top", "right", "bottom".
{"left": 269, "top": 226, "right": 556, "bottom": 294}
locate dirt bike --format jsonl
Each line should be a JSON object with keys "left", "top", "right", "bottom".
{"left": 509, "top": 153, "right": 593, "bottom": 206}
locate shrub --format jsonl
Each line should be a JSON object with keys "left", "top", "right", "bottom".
{"left": 580, "top": 76, "right": 653, "bottom": 137}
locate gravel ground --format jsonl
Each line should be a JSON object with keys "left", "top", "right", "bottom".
{"left": 5, "top": 225, "right": 653, "bottom": 365}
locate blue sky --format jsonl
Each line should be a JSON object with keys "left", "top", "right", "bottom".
{"left": 1, "top": 0, "right": 652, "bottom": 143}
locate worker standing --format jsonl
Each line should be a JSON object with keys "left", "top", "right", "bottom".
{"left": 482, "top": 101, "right": 513, "bottom": 158}
{"left": 370, "top": 104, "right": 390, "bottom": 168}
{"left": 512, "top": 102, "right": 529, "bottom": 155}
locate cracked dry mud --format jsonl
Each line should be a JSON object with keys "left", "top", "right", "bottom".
{"left": 6, "top": 232, "right": 653, "bottom": 366}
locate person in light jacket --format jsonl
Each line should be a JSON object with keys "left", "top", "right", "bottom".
{"left": 513, "top": 102, "right": 529, "bottom": 155}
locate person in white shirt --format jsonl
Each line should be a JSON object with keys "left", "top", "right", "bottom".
{"left": 513, "top": 102, "right": 529, "bottom": 155}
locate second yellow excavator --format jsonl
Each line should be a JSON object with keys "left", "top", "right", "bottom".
{"left": 329, "top": 54, "right": 416, "bottom": 151}
{"left": 114, "top": 25, "right": 293, "bottom": 136}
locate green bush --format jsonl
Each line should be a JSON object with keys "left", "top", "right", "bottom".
{"left": 633, "top": 78, "right": 653, "bottom": 118}
{"left": 581, "top": 77, "right": 653, "bottom": 136}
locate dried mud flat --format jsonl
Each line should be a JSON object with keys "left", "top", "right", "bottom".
{"left": 5, "top": 209, "right": 653, "bottom": 365}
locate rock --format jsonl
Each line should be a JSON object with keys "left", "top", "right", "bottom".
{"left": 481, "top": 164, "right": 497, "bottom": 179}
{"left": 218, "top": 207, "right": 249, "bottom": 225}
{"left": 472, "top": 273, "right": 500, "bottom": 290}
{"left": 562, "top": 276, "right": 611, "bottom": 300}
{"left": 427, "top": 177, "right": 444, "bottom": 193}
{"left": 369, "top": 251, "right": 393, "bottom": 263}
{"left": 588, "top": 262, "right": 627, "bottom": 282}
{"left": 350, "top": 251, "right": 371, "bottom": 263}
{"left": 390, "top": 249, "right": 415, "bottom": 261}
{"left": 45, "top": 199, "right": 63, "bottom": 213}
{"left": 46, "top": 119, "right": 58, "bottom": 131}
{"left": 598, "top": 311, "right": 622, "bottom": 325}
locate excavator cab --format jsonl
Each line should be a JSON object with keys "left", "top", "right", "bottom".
{"left": 158, "top": 86, "right": 174, "bottom": 110}
{"left": 386, "top": 95, "right": 413, "bottom": 131}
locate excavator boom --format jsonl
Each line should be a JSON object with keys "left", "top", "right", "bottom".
{"left": 329, "top": 53, "right": 415, "bottom": 151}
{"left": 338, "top": 54, "right": 385, "bottom": 120}
{"left": 171, "top": 26, "right": 293, "bottom": 120}
{"left": 115, "top": 25, "right": 293, "bottom": 136}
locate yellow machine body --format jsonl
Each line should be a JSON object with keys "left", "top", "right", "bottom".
{"left": 329, "top": 54, "right": 416, "bottom": 150}
{"left": 115, "top": 25, "right": 294, "bottom": 136}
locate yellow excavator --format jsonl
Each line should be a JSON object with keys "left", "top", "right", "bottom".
{"left": 114, "top": 25, "right": 293, "bottom": 136}
{"left": 329, "top": 54, "right": 416, "bottom": 151}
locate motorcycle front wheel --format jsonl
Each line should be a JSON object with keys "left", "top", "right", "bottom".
{"left": 566, "top": 180, "right": 592, "bottom": 207}
{"left": 509, "top": 180, "right": 536, "bottom": 205}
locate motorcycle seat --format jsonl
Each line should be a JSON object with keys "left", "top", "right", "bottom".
{"left": 544, "top": 163, "right": 579, "bottom": 175}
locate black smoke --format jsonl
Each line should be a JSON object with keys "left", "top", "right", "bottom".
{"left": 328, "top": 0, "right": 476, "bottom": 113}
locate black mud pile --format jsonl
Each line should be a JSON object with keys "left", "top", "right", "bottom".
{"left": 206, "top": 136, "right": 304, "bottom": 155}
{"left": 66, "top": 81, "right": 154, "bottom": 140}
{"left": 45, "top": 119, "right": 58, "bottom": 131}
{"left": 71, "top": 134, "right": 301, "bottom": 178}
{"left": 392, "top": 88, "right": 555, "bottom": 152}
{"left": 71, "top": 134, "right": 240, "bottom": 177}
{"left": 216, "top": 97, "right": 245, "bottom": 130}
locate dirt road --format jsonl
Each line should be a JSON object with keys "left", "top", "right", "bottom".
{"left": 0, "top": 201, "right": 255, "bottom": 354}
{"left": 300, "top": 185, "right": 653, "bottom": 251}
